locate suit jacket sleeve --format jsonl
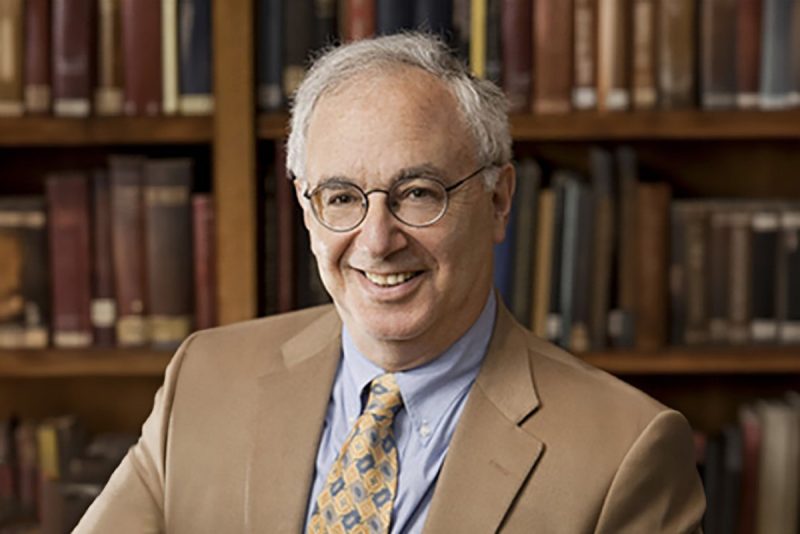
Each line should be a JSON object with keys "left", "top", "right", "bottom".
{"left": 73, "top": 333, "right": 198, "bottom": 533}
{"left": 594, "top": 409, "right": 706, "bottom": 534}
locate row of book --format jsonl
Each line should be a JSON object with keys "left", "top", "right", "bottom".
{"left": 0, "top": 415, "right": 134, "bottom": 533}
{"left": 698, "top": 392, "right": 800, "bottom": 534}
{"left": 0, "top": 157, "right": 217, "bottom": 350}
{"left": 493, "top": 148, "right": 800, "bottom": 353}
{"left": 256, "top": 0, "right": 800, "bottom": 113}
{"left": 0, "top": 0, "right": 212, "bottom": 118}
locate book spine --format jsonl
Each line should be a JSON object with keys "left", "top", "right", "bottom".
{"left": 343, "top": 0, "right": 376, "bottom": 41}
{"left": 376, "top": 0, "right": 413, "bottom": 35}
{"left": 546, "top": 176, "right": 567, "bottom": 343}
{"left": 708, "top": 209, "right": 731, "bottom": 343}
{"left": 23, "top": 0, "right": 51, "bottom": 114}
{"left": 597, "top": 0, "right": 629, "bottom": 111}
{"left": 414, "top": 0, "right": 453, "bottom": 37}
{"left": 749, "top": 210, "right": 779, "bottom": 342}
{"left": 143, "top": 159, "right": 194, "bottom": 348}
{"left": 779, "top": 208, "right": 800, "bottom": 343}
{"left": 657, "top": 0, "right": 697, "bottom": 109}
{"left": 192, "top": 193, "right": 217, "bottom": 330}
{"left": 485, "top": 0, "right": 502, "bottom": 84}
{"left": 572, "top": 0, "right": 597, "bottom": 110}
{"left": 700, "top": 0, "right": 737, "bottom": 109}
{"left": 533, "top": 0, "right": 572, "bottom": 113}
{"left": 90, "top": 170, "right": 116, "bottom": 347}
{"left": 0, "top": 0, "right": 24, "bottom": 116}
{"left": 588, "top": 148, "right": 614, "bottom": 350}
{"left": 52, "top": 0, "right": 93, "bottom": 117}
{"left": 683, "top": 203, "right": 710, "bottom": 345}
{"left": 501, "top": 0, "right": 533, "bottom": 112}
{"left": 727, "top": 210, "right": 752, "bottom": 344}
{"left": 46, "top": 173, "right": 93, "bottom": 348}
{"left": 532, "top": 189, "right": 554, "bottom": 337}
{"left": 759, "top": 0, "right": 793, "bottom": 110}
{"left": 283, "top": 0, "right": 314, "bottom": 98}
{"left": 610, "top": 146, "right": 638, "bottom": 347}
{"left": 178, "top": 0, "right": 214, "bottom": 115}
{"left": 109, "top": 156, "right": 148, "bottom": 346}
{"left": 736, "top": 0, "right": 762, "bottom": 108}
{"left": 313, "top": 0, "right": 337, "bottom": 48}
{"left": 120, "top": 0, "right": 162, "bottom": 115}
{"left": 95, "top": 0, "right": 123, "bottom": 115}
{"left": 257, "top": 0, "right": 284, "bottom": 110}
{"left": 669, "top": 203, "right": 687, "bottom": 345}
{"left": 162, "top": 0, "right": 179, "bottom": 115}
{"left": 570, "top": 182, "right": 593, "bottom": 352}
{"left": 510, "top": 160, "right": 540, "bottom": 324}
{"left": 470, "top": 0, "right": 487, "bottom": 77}
{"left": 631, "top": 0, "right": 657, "bottom": 109}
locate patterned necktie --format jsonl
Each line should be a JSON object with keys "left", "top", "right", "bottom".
{"left": 308, "top": 373, "right": 404, "bottom": 534}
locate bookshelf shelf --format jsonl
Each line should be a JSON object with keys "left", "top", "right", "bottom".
{"left": 583, "top": 347, "right": 800, "bottom": 375}
{"left": 257, "top": 113, "right": 290, "bottom": 140}
{"left": 0, "top": 348, "right": 172, "bottom": 377}
{"left": 0, "top": 117, "right": 213, "bottom": 146}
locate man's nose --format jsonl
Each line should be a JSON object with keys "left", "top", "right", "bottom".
{"left": 355, "top": 193, "right": 407, "bottom": 257}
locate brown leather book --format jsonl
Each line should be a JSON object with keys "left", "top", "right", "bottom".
{"left": 192, "top": 193, "right": 217, "bottom": 330}
{"left": 275, "top": 142, "right": 296, "bottom": 312}
{"left": 597, "top": 0, "right": 629, "bottom": 111}
{"left": 120, "top": 0, "right": 162, "bottom": 115}
{"left": 95, "top": 0, "right": 124, "bottom": 115}
{"left": 90, "top": 170, "right": 116, "bottom": 347}
{"left": 683, "top": 202, "right": 710, "bottom": 345}
{"left": 143, "top": 159, "right": 193, "bottom": 348}
{"left": 572, "top": 0, "right": 598, "bottom": 110}
{"left": 631, "top": 0, "right": 657, "bottom": 109}
{"left": 657, "top": 0, "right": 697, "bottom": 109}
{"left": 0, "top": 0, "right": 24, "bottom": 116}
{"left": 24, "top": 0, "right": 51, "bottom": 114}
{"left": 109, "top": 156, "right": 148, "bottom": 346}
{"left": 343, "top": 0, "right": 376, "bottom": 41}
{"left": 46, "top": 173, "right": 93, "bottom": 348}
{"left": 736, "top": 0, "right": 762, "bottom": 108}
{"left": 52, "top": 0, "right": 94, "bottom": 117}
{"left": 588, "top": 148, "right": 615, "bottom": 350}
{"left": 708, "top": 208, "right": 731, "bottom": 343}
{"left": 727, "top": 209, "right": 752, "bottom": 345}
{"left": 533, "top": 0, "right": 572, "bottom": 113}
{"left": 700, "top": 0, "right": 737, "bottom": 109}
{"left": 501, "top": 0, "right": 532, "bottom": 112}
{"left": 634, "top": 182, "right": 671, "bottom": 351}
{"left": 0, "top": 196, "right": 49, "bottom": 349}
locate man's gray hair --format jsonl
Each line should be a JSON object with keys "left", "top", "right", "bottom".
{"left": 286, "top": 32, "right": 512, "bottom": 186}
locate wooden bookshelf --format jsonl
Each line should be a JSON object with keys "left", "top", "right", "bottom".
{"left": 0, "top": 348, "right": 172, "bottom": 377}
{"left": 0, "top": 117, "right": 213, "bottom": 146}
{"left": 583, "top": 348, "right": 800, "bottom": 375}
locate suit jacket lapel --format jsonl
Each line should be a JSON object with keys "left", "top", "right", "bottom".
{"left": 423, "top": 302, "right": 544, "bottom": 533}
{"left": 245, "top": 308, "right": 342, "bottom": 533}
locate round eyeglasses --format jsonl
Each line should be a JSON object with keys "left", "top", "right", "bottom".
{"left": 299, "top": 166, "right": 490, "bottom": 232}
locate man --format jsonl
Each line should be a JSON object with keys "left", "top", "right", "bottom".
{"left": 77, "top": 33, "right": 705, "bottom": 533}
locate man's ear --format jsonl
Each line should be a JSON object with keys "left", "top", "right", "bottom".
{"left": 293, "top": 178, "right": 313, "bottom": 229}
{"left": 492, "top": 162, "right": 516, "bottom": 244}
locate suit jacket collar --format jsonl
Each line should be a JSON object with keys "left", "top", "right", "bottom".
{"left": 246, "top": 301, "right": 543, "bottom": 532}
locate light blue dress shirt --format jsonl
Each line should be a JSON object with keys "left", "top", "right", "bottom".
{"left": 304, "top": 292, "right": 497, "bottom": 533}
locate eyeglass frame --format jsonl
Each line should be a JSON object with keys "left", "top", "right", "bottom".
{"left": 291, "top": 165, "right": 493, "bottom": 232}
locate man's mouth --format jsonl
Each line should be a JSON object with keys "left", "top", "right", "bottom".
{"left": 362, "top": 270, "right": 422, "bottom": 287}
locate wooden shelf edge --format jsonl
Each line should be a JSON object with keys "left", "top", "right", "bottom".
{"left": 582, "top": 347, "right": 800, "bottom": 375}
{"left": 0, "top": 348, "right": 173, "bottom": 378}
{"left": 0, "top": 117, "right": 213, "bottom": 146}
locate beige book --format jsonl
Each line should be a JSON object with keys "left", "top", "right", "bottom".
{"left": 162, "top": 0, "right": 179, "bottom": 115}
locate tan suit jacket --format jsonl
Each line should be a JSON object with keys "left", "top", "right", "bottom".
{"left": 75, "top": 302, "right": 705, "bottom": 533}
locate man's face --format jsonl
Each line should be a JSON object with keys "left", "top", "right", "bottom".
{"left": 298, "top": 67, "right": 513, "bottom": 370}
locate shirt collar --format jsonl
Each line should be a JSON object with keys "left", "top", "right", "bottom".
{"left": 340, "top": 292, "right": 497, "bottom": 437}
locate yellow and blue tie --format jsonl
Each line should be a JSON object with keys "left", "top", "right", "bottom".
{"left": 308, "top": 373, "right": 404, "bottom": 534}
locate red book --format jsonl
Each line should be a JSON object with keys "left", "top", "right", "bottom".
{"left": 120, "top": 0, "right": 162, "bottom": 115}
{"left": 46, "top": 173, "right": 93, "bottom": 348}
{"left": 91, "top": 170, "right": 116, "bottom": 347}
{"left": 736, "top": 0, "right": 762, "bottom": 108}
{"left": 501, "top": 0, "right": 532, "bottom": 112}
{"left": 275, "top": 143, "right": 296, "bottom": 312}
{"left": 572, "top": 0, "right": 598, "bottom": 110}
{"left": 533, "top": 0, "right": 572, "bottom": 113}
{"left": 343, "top": 0, "right": 376, "bottom": 41}
{"left": 192, "top": 194, "right": 217, "bottom": 330}
{"left": 24, "top": 0, "right": 51, "bottom": 113}
{"left": 51, "top": 0, "right": 94, "bottom": 117}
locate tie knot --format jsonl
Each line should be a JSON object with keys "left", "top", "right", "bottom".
{"left": 364, "top": 373, "right": 403, "bottom": 419}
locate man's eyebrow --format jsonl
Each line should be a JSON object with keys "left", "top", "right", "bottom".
{"left": 312, "top": 163, "right": 449, "bottom": 188}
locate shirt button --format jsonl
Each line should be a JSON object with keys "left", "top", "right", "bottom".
{"left": 419, "top": 423, "right": 431, "bottom": 438}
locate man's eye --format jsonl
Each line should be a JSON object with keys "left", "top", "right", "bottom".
{"left": 327, "top": 192, "right": 357, "bottom": 205}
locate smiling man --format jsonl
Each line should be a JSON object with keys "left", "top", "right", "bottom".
{"left": 76, "top": 33, "right": 705, "bottom": 533}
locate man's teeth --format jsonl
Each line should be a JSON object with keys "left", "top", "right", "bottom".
{"left": 364, "top": 271, "right": 417, "bottom": 287}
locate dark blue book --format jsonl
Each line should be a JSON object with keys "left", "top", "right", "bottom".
{"left": 257, "top": 0, "right": 284, "bottom": 111}
{"left": 494, "top": 184, "right": 519, "bottom": 309}
{"left": 376, "top": 0, "right": 414, "bottom": 35}
{"left": 414, "top": 0, "right": 453, "bottom": 38}
{"left": 178, "top": 0, "right": 213, "bottom": 115}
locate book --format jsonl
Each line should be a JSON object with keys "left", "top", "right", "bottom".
{"left": 192, "top": 194, "right": 217, "bottom": 330}
{"left": 342, "top": 0, "right": 376, "bottom": 41}
{"left": 738, "top": 404, "right": 762, "bottom": 534}
{"left": 376, "top": 0, "right": 413, "bottom": 35}
{"left": 0, "top": 0, "right": 24, "bottom": 116}
{"left": 90, "top": 170, "right": 116, "bottom": 347}
{"left": 778, "top": 207, "right": 800, "bottom": 343}
{"left": 635, "top": 182, "right": 670, "bottom": 351}
{"left": 46, "top": 173, "right": 93, "bottom": 348}
{"left": 501, "top": 0, "right": 532, "bottom": 112}
{"left": 313, "top": 0, "right": 337, "bottom": 49}
{"left": 470, "top": 0, "right": 487, "bottom": 78}
{"left": 719, "top": 425, "right": 743, "bottom": 534}
{"left": 597, "top": 0, "right": 629, "bottom": 111}
{"left": 283, "top": 0, "right": 314, "bottom": 98}
{"left": 531, "top": 188, "right": 554, "bottom": 337}
{"left": 588, "top": 148, "right": 615, "bottom": 350}
{"left": 485, "top": 0, "right": 502, "bottom": 85}
{"left": 749, "top": 209, "right": 779, "bottom": 342}
{"left": 453, "top": 0, "right": 471, "bottom": 61}
{"left": 755, "top": 400, "right": 799, "bottom": 534}
{"left": 700, "top": 0, "right": 737, "bottom": 109}
{"left": 683, "top": 202, "right": 710, "bottom": 345}
{"left": 759, "top": 0, "right": 794, "bottom": 109}
{"left": 572, "top": 0, "right": 597, "bottom": 110}
{"left": 556, "top": 171, "right": 586, "bottom": 349}
{"left": 109, "top": 156, "right": 148, "bottom": 346}
{"left": 143, "top": 159, "right": 194, "bottom": 348}
{"left": 727, "top": 209, "right": 752, "bottom": 344}
{"left": 52, "top": 0, "right": 94, "bottom": 117}
{"left": 23, "top": 0, "right": 51, "bottom": 114}
{"left": 609, "top": 147, "right": 637, "bottom": 347}
{"left": 162, "top": 0, "right": 179, "bottom": 115}
{"left": 657, "top": 0, "right": 697, "bottom": 108}
{"left": 414, "top": 0, "right": 453, "bottom": 38}
{"left": 121, "top": 0, "right": 162, "bottom": 115}
{"left": 545, "top": 173, "right": 568, "bottom": 343}
{"left": 178, "top": 0, "right": 214, "bottom": 115}
{"left": 631, "top": 0, "right": 657, "bottom": 109}
{"left": 736, "top": 0, "right": 762, "bottom": 108}
{"left": 95, "top": 0, "right": 124, "bottom": 115}
{"left": 510, "top": 159, "right": 540, "bottom": 325}
{"left": 257, "top": 0, "right": 284, "bottom": 111}
{"left": 533, "top": 0, "right": 572, "bottom": 113}
{"left": 708, "top": 209, "right": 730, "bottom": 343}
{"left": 568, "top": 177, "right": 593, "bottom": 352}
{"left": 0, "top": 197, "right": 48, "bottom": 349}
